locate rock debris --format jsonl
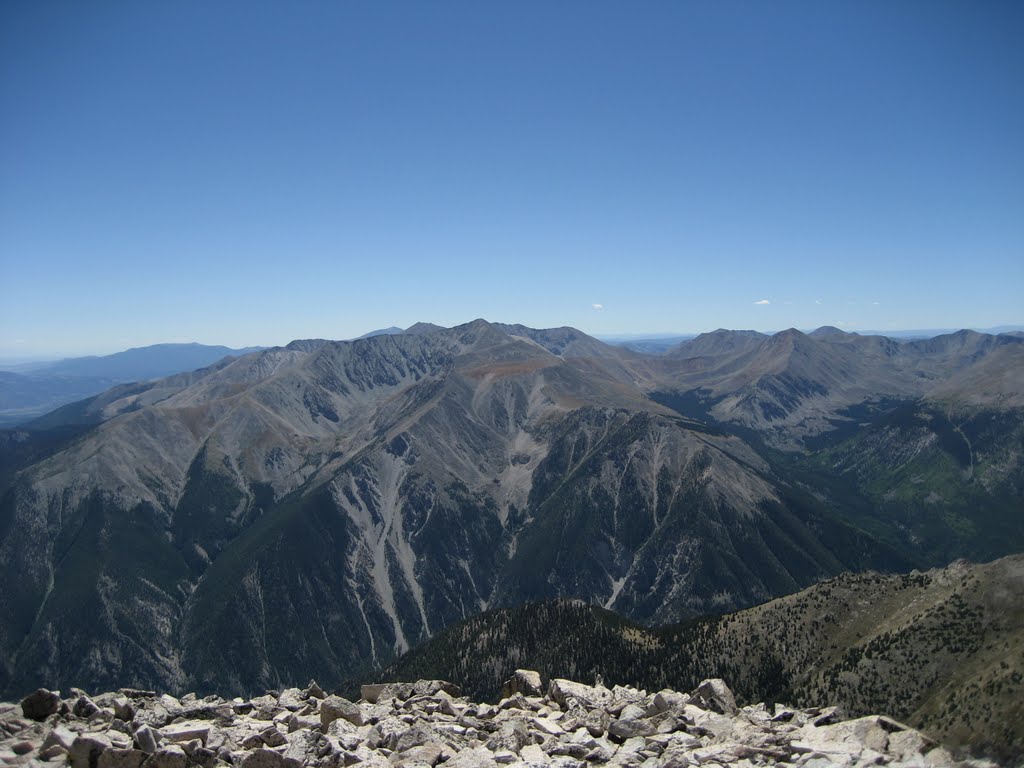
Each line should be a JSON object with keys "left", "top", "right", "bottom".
{"left": 0, "top": 674, "right": 995, "bottom": 768}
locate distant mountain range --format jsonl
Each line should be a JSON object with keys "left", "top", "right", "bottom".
{"left": 597, "top": 325, "right": 1024, "bottom": 353}
{"left": 0, "top": 343, "right": 263, "bottom": 427}
{"left": 0, "top": 321, "right": 1021, "bottom": 711}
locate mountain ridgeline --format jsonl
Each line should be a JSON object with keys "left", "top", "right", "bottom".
{"left": 0, "top": 343, "right": 264, "bottom": 427}
{"left": 0, "top": 321, "right": 1021, "bottom": 704}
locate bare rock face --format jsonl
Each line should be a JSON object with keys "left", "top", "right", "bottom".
{"left": 0, "top": 673, "right": 992, "bottom": 768}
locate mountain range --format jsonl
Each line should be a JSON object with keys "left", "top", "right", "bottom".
{"left": 0, "top": 343, "right": 263, "bottom": 427}
{"left": 0, "top": 320, "right": 1021, "bottom": 706}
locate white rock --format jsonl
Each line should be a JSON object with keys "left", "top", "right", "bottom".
{"left": 159, "top": 721, "right": 210, "bottom": 744}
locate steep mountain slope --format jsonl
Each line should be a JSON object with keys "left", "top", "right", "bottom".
{"left": 0, "top": 321, "right": 1021, "bottom": 706}
{"left": 796, "top": 402, "right": 1024, "bottom": 564}
{"left": 378, "top": 555, "right": 1024, "bottom": 763}
{"left": 659, "top": 328, "right": 1024, "bottom": 442}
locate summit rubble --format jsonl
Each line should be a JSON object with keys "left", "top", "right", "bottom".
{"left": 0, "top": 673, "right": 991, "bottom": 768}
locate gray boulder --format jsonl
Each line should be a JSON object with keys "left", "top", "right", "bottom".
{"left": 98, "top": 748, "right": 147, "bottom": 768}
{"left": 689, "top": 679, "right": 737, "bottom": 715}
{"left": 485, "top": 720, "right": 531, "bottom": 753}
{"left": 141, "top": 745, "right": 187, "bottom": 768}
{"left": 607, "top": 717, "right": 657, "bottom": 741}
{"left": 501, "top": 670, "right": 544, "bottom": 699}
{"left": 547, "top": 680, "right": 611, "bottom": 711}
{"left": 69, "top": 733, "right": 113, "bottom": 768}
{"left": 321, "top": 695, "right": 365, "bottom": 728}
{"left": 239, "top": 747, "right": 288, "bottom": 768}
{"left": 133, "top": 724, "right": 160, "bottom": 754}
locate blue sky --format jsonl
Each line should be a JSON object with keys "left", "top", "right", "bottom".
{"left": 1, "top": 1, "right": 1022, "bottom": 356}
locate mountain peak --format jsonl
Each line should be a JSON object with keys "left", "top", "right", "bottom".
{"left": 356, "top": 326, "right": 404, "bottom": 339}
{"left": 404, "top": 322, "right": 447, "bottom": 335}
{"left": 773, "top": 327, "right": 805, "bottom": 338}
{"left": 809, "top": 325, "right": 849, "bottom": 337}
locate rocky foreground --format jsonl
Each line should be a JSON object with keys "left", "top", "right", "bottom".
{"left": 0, "top": 672, "right": 998, "bottom": 768}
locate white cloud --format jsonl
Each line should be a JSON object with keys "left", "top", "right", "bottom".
{"left": 591, "top": 303, "right": 604, "bottom": 310}
{"left": 815, "top": 299, "right": 823, "bottom": 305}
{"left": 753, "top": 299, "right": 770, "bottom": 305}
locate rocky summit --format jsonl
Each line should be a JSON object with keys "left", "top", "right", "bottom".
{"left": 0, "top": 673, "right": 994, "bottom": 768}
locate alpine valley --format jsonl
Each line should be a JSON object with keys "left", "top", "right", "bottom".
{"left": 1, "top": 321, "right": 1022, "bottom": 712}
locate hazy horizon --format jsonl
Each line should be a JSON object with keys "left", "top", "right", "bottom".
{"left": 2, "top": 319, "right": 1023, "bottom": 364}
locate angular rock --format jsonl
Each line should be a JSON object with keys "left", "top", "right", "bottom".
{"left": 11, "top": 740, "right": 36, "bottom": 755}
{"left": 531, "top": 717, "right": 565, "bottom": 737}
{"left": 501, "top": 670, "right": 544, "bottom": 699}
{"left": 132, "top": 702, "right": 171, "bottom": 730}
{"left": 240, "top": 747, "right": 288, "bottom": 768}
{"left": 810, "top": 705, "right": 845, "bottom": 726}
{"left": 20, "top": 688, "right": 61, "bottom": 721}
{"left": 411, "top": 681, "right": 462, "bottom": 699}
{"left": 519, "top": 744, "right": 550, "bottom": 765}
{"left": 240, "top": 732, "right": 265, "bottom": 750}
{"left": 322, "top": 695, "right": 366, "bottom": 729}
{"left": 96, "top": 693, "right": 135, "bottom": 723}
{"left": 283, "top": 728, "right": 330, "bottom": 765}
{"left": 69, "top": 733, "right": 113, "bottom": 768}
{"left": 497, "top": 693, "right": 530, "bottom": 711}
{"left": 304, "top": 680, "right": 326, "bottom": 700}
{"left": 485, "top": 719, "right": 531, "bottom": 753}
{"left": 40, "top": 744, "right": 70, "bottom": 761}
{"left": 618, "top": 703, "right": 646, "bottom": 721}
{"left": 584, "top": 709, "right": 610, "bottom": 738}
{"left": 42, "top": 724, "right": 78, "bottom": 751}
{"left": 120, "top": 689, "right": 156, "bottom": 700}
{"left": 362, "top": 681, "right": 461, "bottom": 705}
{"left": 289, "top": 712, "right": 321, "bottom": 732}
{"left": 443, "top": 745, "right": 499, "bottom": 768}
{"left": 73, "top": 696, "right": 100, "bottom": 720}
{"left": 159, "top": 721, "right": 211, "bottom": 744}
{"left": 0, "top": 675, "right": 973, "bottom": 768}
{"left": 260, "top": 725, "right": 287, "bottom": 747}
{"left": 607, "top": 718, "right": 657, "bottom": 741}
{"left": 141, "top": 745, "right": 187, "bottom": 768}
{"left": 394, "top": 724, "right": 437, "bottom": 752}
{"left": 770, "top": 705, "right": 796, "bottom": 722}
{"left": 547, "top": 680, "right": 611, "bottom": 711}
{"left": 689, "top": 679, "right": 737, "bottom": 716}
{"left": 133, "top": 725, "right": 160, "bottom": 755}
{"left": 108, "top": 732, "right": 134, "bottom": 750}
{"left": 361, "top": 684, "right": 393, "bottom": 704}
{"left": 391, "top": 742, "right": 444, "bottom": 767}
{"left": 889, "top": 728, "right": 935, "bottom": 758}
{"left": 276, "top": 688, "right": 305, "bottom": 711}
{"left": 98, "top": 748, "right": 147, "bottom": 768}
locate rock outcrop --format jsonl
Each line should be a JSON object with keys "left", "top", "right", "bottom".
{"left": 0, "top": 673, "right": 992, "bottom": 768}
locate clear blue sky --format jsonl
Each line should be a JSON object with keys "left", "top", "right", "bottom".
{"left": 1, "top": 1, "right": 1022, "bottom": 356}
